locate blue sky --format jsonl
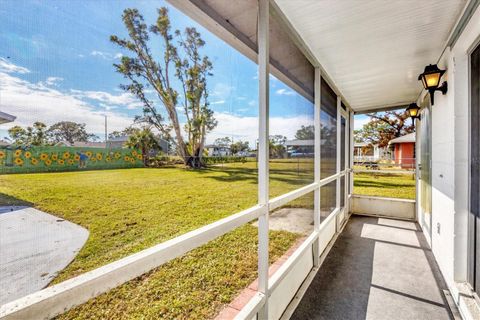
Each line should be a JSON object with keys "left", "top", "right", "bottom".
{"left": 0, "top": 0, "right": 322, "bottom": 145}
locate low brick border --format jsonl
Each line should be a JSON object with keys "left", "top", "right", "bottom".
{"left": 215, "top": 237, "right": 307, "bottom": 319}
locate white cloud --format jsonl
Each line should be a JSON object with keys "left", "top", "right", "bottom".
{"left": 0, "top": 58, "right": 30, "bottom": 74}
{"left": 126, "top": 102, "right": 144, "bottom": 110}
{"left": 36, "top": 76, "right": 64, "bottom": 89}
{"left": 45, "top": 77, "right": 63, "bottom": 86}
{"left": 354, "top": 115, "right": 371, "bottom": 130}
{"left": 211, "top": 83, "right": 233, "bottom": 99}
{"left": 248, "top": 100, "right": 256, "bottom": 107}
{"left": 275, "top": 88, "right": 295, "bottom": 96}
{"left": 0, "top": 66, "right": 134, "bottom": 135}
{"left": 211, "top": 100, "right": 225, "bottom": 105}
{"left": 206, "top": 112, "right": 313, "bottom": 146}
{"left": 90, "top": 50, "right": 123, "bottom": 60}
{"left": 74, "top": 90, "right": 136, "bottom": 106}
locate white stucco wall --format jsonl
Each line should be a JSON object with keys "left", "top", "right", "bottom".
{"left": 424, "top": 5, "right": 480, "bottom": 318}
{"left": 429, "top": 48, "right": 456, "bottom": 287}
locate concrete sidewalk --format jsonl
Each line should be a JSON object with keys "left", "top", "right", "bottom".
{"left": 0, "top": 207, "right": 88, "bottom": 305}
{"left": 290, "top": 215, "right": 456, "bottom": 320}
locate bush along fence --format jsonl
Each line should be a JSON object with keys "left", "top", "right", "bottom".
{"left": 0, "top": 146, "right": 144, "bottom": 174}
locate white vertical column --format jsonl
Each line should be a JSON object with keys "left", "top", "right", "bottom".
{"left": 344, "top": 109, "right": 350, "bottom": 210}
{"left": 336, "top": 96, "right": 341, "bottom": 213}
{"left": 313, "top": 68, "right": 321, "bottom": 266}
{"left": 349, "top": 110, "right": 354, "bottom": 200}
{"left": 257, "top": 0, "right": 269, "bottom": 317}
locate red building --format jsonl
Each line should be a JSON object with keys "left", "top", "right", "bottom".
{"left": 389, "top": 133, "right": 416, "bottom": 169}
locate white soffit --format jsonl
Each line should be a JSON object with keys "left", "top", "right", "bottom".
{"left": 275, "top": 0, "right": 467, "bottom": 112}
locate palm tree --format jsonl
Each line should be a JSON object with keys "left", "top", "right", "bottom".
{"left": 126, "top": 128, "right": 160, "bottom": 166}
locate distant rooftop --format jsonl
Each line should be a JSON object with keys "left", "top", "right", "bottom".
{"left": 0, "top": 111, "right": 16, "bottom": 125}
{"left": 285, "top": 139, "right": 314, "bottom": 146}
{"left": 108, "top": 136, "right": 129, "bottom": 142}
{"left": 389, "top": 133, "right": 416, "bottom": 144}
{"left": 56, "top": 141, "right": 106, "bottom": 148}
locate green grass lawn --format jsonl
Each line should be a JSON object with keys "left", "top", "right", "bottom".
{"left": 353, "top": 172, "right": 416, "bottom": 199}
{"left": 0, "top": 160, "right": 314, "bottom": 319}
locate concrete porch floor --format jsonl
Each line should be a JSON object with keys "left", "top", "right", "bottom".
{"left": 290, "top": 215, "right": 456, "bottom": 320}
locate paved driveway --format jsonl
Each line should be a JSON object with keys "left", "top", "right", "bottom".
{"left": 0, "top": 207, "right": 88, "bottom": 305}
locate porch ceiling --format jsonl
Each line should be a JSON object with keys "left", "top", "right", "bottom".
{"left": 274, "top": 0, "right": 467, "bottom": 112}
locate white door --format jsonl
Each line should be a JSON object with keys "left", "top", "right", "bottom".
{"left": 417, "top": 96, "right": 432, "bottom": 244}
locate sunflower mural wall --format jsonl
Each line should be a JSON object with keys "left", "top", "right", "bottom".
{"left": 0, "top": 146, "right": 143, "bottom": 174}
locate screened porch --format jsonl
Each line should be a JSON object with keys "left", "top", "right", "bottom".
{"left": 1, "top": 0, "right": 479, "bottom": 319}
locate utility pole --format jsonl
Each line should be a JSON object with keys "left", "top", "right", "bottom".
{"left": 104, "top": 115, "right": 108, "bottom": 143}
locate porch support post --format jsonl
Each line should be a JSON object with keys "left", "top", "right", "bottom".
{"left": 313, "top": 68, "right": 321, "bottom": 266}
{"left": 336, "top": 96, "right": 341, "bottom": 214}
{"left": 349, "top": 110, "right": 354, "bottom": 210}
{"left": 257, "top": 0, "right": 270, "bottom": 317}
{"left": 344, "top": 109, "right": 349, "bottom": 210}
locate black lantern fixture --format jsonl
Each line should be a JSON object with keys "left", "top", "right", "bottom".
{"left": 418, "top": 64, "right": 448, "bottom": 105}
{"left": 406, "top": 103, "right": 420, "bottom": 125}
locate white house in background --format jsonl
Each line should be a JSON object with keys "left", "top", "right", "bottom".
{"left": 285, "top": 139, "right": 314, "bottom": 157}
{"left": 353, "top": 142, "right": 388, "bottom": 162}
{"left": 205, "top": 144, "right": 231, "bottom": 157}
{"left": 0, "top": 111, "right": 16, "bottom": 125}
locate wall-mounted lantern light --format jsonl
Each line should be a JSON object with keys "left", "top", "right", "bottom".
{"left": 418, "top": 64, "right": 448, "bottom": 105}
{"left": 406, "top": 103, "right": 420, "bottom": 125}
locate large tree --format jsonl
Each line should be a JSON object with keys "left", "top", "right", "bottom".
{"left": 47, "top": 121, "right": 97, "bottom": 144}
{"left": 269, "top": 135, "right": 287, "bottom": 158}
{"left": 214, "top": 137, "right": 232, "bottom": 147}
{"left": 108, "top": 127, "right": 138, "bottom": 139}
{"left": 355, "top": 110, "right": 415, "bottom": 148}
{"left": 111, "top": 7, "right": 217, "bottom": 168}
{"left": 295, "top": 125, "right": 314, "bottom": 140}
{"left": 230, "top": 140, "right": 249, "bottom": 155}
{"left": 8, "top": 122, "right": 49, "bottom": 146}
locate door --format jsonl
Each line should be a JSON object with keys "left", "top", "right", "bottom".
{"left": 340, "top": 107, "right": 349, "bottom": 212}
{"left": 469, "top": 42, "right": 480, "bottom": 294}
{"left": 418, "top": 96, "right": 432, "bottom": 244}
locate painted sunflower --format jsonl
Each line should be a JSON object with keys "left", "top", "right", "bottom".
{"left": 40, "top": 153, "right": 48, "bottom": 161}
{"left": 24, "top": 151, "right": 32, "bottom": 159}
{"left": 124, "top": 156, "right": 130, "bottom": 162}
{"left": 96, "top": 153, "right": 103, "bottom": 160}
{"left": 0, "top": 150, "right": 5, "bottom": 159}
{"left": 51, "top": 154, "right": 58, "bottom": 161}
{"left": 130, "top": 158, "right": 135, "bottom": 164}
{"left": 14, "top": 157, "right": 24, "bottom": 166}
{"left": 114, "top": 152, "right": 121, "bottom": 159}
{"left": 31, "top": 158, "right": 39, "bottom": 165}
{"left": 45, "top": 159, "right": 52, "bottom": 166}
{"left": 68, "top": 159, "right": 74, "bottom": 165}
{"left": 86, "top": 151, "right": 93, "bottom": 158}
{"left": 14, "top": 149, "right": 22, "bottom": 157}
{"left": 74, "top": 154, "right": 80, "bottom": 161}
{"left": 131, "top": 150, "right": 137, "bottom": 156}
{"left": 63, "top": 152, "right": 70, "bottom": 159}
{"left": 105, "top": 156, "right": 111, "bottom": 162}
{"left": 137, "top": 154, "right": 143, "bottom": 160}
